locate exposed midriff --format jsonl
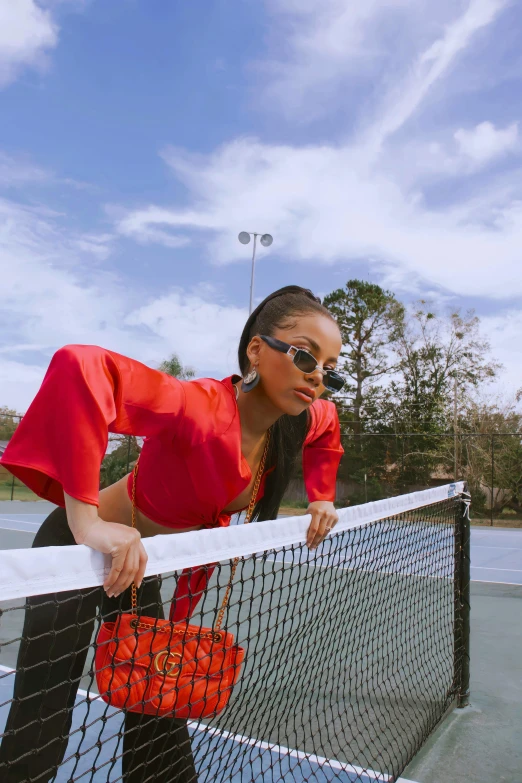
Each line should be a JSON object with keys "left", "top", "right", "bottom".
{"left": 98, "top": 467, "right": 259, "bottom": 538}
{"left": 98, "top": 475, "right": 204, "bottom": 538}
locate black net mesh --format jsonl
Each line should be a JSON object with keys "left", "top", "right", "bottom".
{"left": 0, "top": 496, "right": 466, "bottom": 783}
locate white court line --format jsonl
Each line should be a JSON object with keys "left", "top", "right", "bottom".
{"left": 0, "top": 520, "right": 40, "bottom": 534}
{"left": 473, "top": 545, "right": 522, "bottom": 551}
{"left": 0, "top": 517, "right": 40, "bottom": 526}
{"left": 0, "top": 522, "right": 37, "bottom": 527}
{"left": 0, "top": 664, "right": 418, "bottom": 782}
{"left": 472, "top": 579, "right": 522, "bottom": 585}
{"left": 267, "top": 554, "right": 452, "bottom": 582}
{"left": 0, "top": 526, "right": 37, "bottom": 534}
{"left": 470, "top": 566, "right": 522, "bottom": 573}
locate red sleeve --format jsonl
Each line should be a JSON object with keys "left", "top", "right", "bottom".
{"left": 0, "top": 345, "right": 186, "bottom": 507}
{"left": 302, "top": 399, "right": 344, "bottom": 502}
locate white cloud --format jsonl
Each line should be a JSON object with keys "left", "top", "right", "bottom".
{"left": 3, "top": 0, "right": 521, "bottom": 408}
{"left": 72, "top": 233, "right": 115, "bottom": 261}
{"left": 260, "top": 0, "right": 416, "bottom": 118}
{"left": 114, "top": 134, "right": 522, "bottom": 298}
{"left": 0, "top": 151, "right": 51, "bottom": 186}
{"left": 0, "top": 197, "right": 246, "bottom": 410}
{"left": 0, "top": 358, "right": 48, "bottom": 415}
{"left": 375, "top": 124, "right": 521, "bottom": 191}
{"left": 111, "top": 0, "right": 520, "bottom": 301}
{"left": 454, "top": 121, "right": 519, "bottom": 163}
{"left": 259, "top": 0, "right": 509, "bottom": 132}
{"left": 362, "top": 0, "right": 509, "bottom": 154}
{"left": 481, "top": 309, "right": 522, "bottom": 394}
{"left": 0, "top": 151, "right": 96, "bottom": 192}
{"left": 3, "top": 185, "right": 520, "bottom": 411}
{"left": 126, "top": 290, "right": 244, "bottom": 376}
{"left": 0, "top": 0, "right": 59, "bottom": 88}
{"left": 115, "top": 206, "right": 193, "bottom": 249}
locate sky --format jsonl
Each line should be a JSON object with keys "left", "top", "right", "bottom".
{"left": 1, "top": 0, "right": 522, "bottom": 412}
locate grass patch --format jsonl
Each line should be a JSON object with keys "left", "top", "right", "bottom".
{"left": 0, "top": 481, "right": 39, "bottom": 502}
{"left": 278, "top": 505, "right": 309, "bottom": 517}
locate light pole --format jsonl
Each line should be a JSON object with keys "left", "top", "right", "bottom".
{"left": 453, "top": 372, "right": 458, "bottom": 481}
{"left": 238, "top": 231, "right": 273, "bottom": 315}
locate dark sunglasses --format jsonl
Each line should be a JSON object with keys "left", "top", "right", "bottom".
{"left": 260, "top": 335, "right": 345, "bottom": 393}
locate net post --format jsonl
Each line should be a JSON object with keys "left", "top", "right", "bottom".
{"left": 456, "top": 483, "right": 471, "bottom": 708}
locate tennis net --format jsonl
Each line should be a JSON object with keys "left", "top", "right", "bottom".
{"left": 0, "top": 483, "right": 470, "bottom": 783}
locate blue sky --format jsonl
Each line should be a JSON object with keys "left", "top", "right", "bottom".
{"left": 1, "top": 0, "right": 522, "bottom": 410}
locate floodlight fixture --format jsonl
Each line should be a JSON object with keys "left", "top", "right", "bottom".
{"left": 238, "top": 231, "right": 275, "bottom": 315}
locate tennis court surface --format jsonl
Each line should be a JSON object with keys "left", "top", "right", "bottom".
{"left": 0, "top": 485, "right": 471, "bottom": 782}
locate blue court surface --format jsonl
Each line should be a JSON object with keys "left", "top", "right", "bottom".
{"left": 0, "top": 666, "right": 412, "bottom": 783}
{"left": 468, "top": 526, "right": 522, "bottom": 584}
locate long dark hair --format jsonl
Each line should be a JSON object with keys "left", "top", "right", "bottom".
{"left": 238, "top": 285, "right": 337, "bottom": 522}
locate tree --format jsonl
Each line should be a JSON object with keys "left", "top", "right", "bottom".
{"left": 321, "top": 281, "right": 404, "bottom": 501}
{"left": 330, "top": 298, "right": 502, "bottom": 496}
{"left": 389, "top": 303, "right": 501, "bottom": 434}
{"left": 100, "top": 436, "right": 141, "bottom": 488}
{"left": 158, "top": 354, "right": 196, "bottom": 380}
{"left": 360, "top": 303, "right": 502, "bottom": 489}
{"left": 323, "top": 281, "right": 404, "bottom": 443}
{"left": 455, "top": 391, "right": 522, "bottom": 515}
{"left": 0, "top": 406, "right": 22, "bottom": 440}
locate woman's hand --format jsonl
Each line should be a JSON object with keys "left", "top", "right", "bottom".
{"left": 64, "top": 493, "right": 148, "bottom": 597}
{"left": 82, "top": 520, "right": 148, "bottom": 597}
{"left": 305, "top": 500, "right": 339, "bottom": 550}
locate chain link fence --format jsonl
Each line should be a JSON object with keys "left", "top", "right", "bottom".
{"left": 1, "top": 414, "right": 521, "bottom": 525}
{"left": 332, "top": 429, "right": 522, "bottom": 526}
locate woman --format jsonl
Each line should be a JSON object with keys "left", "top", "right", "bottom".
{"left": 0, "top": 285, "right": 345, "bottom": 783}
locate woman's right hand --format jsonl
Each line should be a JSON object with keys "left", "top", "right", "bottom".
{"left": 82, "top": 519, "right": 148, "bottom": 597}
{"left": 64, "top": 493, "right": 148, "bottom": 597}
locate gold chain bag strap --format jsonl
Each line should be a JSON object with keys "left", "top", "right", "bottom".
{"left": 95, "top": 429, "right": 271, "bottom": 720}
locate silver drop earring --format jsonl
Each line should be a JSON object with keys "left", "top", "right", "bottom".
{"left": 241, "top": 366, "right": 260, "bottom": 393}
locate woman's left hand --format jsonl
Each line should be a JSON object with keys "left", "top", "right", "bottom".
{"left": 305, "top": 501, "right": 339, "bottom": 550}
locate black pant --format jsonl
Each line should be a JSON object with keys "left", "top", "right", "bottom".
{"left": 0, "top": 507, "right": 197, "bottom": 783}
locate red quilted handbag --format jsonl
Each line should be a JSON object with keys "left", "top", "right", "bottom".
{"left": 94, "top": 614, "right": 245, "bottom": 719}
{"left": 95, "top": 429, "right": 270, "bottom": 720}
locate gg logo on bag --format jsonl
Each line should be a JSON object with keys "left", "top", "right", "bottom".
{"left": 153, "top": 650, "right": 182, "bottom": 676}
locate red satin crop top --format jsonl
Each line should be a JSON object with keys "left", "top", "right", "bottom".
{"left": 0, "top": 345, "right": 344, "bottom": 530}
